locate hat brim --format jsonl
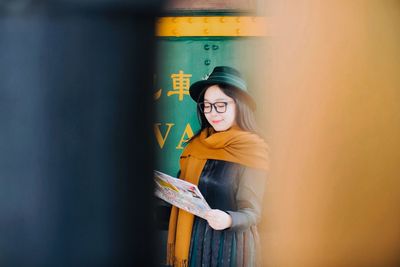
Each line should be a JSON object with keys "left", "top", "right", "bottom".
{"left": 189, "top": 80, "right": 257, "bottom": 111}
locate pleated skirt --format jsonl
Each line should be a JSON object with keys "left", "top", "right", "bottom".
{"left": 188, "top": 217, "right": 260, "bottom": 267}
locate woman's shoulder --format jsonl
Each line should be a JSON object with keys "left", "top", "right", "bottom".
{"left": 205, "top": 159, "right": 267, "bottom": 174}
{"left": 203, "top": 159, "right": 243, "bottom": 172}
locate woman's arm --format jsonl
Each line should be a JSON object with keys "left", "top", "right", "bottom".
{"left": 226, "top": 167, "right": 267, "bottom": 231}
{"left": 205, "top": 167, "right": 267, "bottom": 231}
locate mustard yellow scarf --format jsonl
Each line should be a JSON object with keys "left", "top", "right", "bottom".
{"left": 167, "top": 126, "right": 269, "bottom": 267}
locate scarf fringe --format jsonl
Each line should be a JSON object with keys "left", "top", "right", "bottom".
{"left": 166, "top": 243, "right": 174, "bottom": 266}
{"left": 173, "top": 259, "right": 188, "bottom": 267}
{"left": 167, "top": 243, "right": 188, "bottom": 267}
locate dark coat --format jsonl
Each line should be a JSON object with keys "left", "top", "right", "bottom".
{"left": 188, "top": 159, "right": 267, "bottom": 267}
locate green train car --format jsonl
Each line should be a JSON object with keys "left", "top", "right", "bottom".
{"left": 154, "top": 7, "right": 270, "bottom": 176}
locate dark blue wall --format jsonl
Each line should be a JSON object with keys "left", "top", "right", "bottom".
{"left": 0, "top": 1, "right": 161, "bottom": 265}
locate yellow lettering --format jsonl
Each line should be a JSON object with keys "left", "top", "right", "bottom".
{"left": 167, "top": 70, "right": 192, "bottom": 101}
{"left": 154, "top": 123, "right": 175, "bottom": 149}
{"left": 153, "top": 89, "right": 162, "bottom": 100}
{"left": 176, "top": 123, "right": 194, "bottom": 149}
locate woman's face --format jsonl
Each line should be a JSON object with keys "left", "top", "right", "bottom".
{"left": 202, "top": 85, "right": 236, "bottom": 132}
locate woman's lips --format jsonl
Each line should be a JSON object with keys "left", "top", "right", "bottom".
{"left": 212, "top": 120, "right": 223, "bottom": 124}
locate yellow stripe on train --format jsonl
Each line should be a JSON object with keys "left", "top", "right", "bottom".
{"left": 156, "top": 16, "right": 271, "bottom": 37}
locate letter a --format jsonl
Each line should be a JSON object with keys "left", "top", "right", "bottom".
{"left": 176, "top": 123, "right": 194, "bottom": 149}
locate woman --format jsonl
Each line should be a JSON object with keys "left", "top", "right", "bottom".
{"left": 167, "top": 66, "right": 269, "bottom": 267}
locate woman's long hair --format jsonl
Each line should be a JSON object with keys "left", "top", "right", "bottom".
{"left": 191, "top": 83, "right": 259, "bottom": 139}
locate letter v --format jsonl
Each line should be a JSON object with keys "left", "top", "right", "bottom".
{"left": 154, "top": 123, "right": 175, "bottom": 149}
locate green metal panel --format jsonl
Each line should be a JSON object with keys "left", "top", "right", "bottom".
{"left": 154, "top": 37, "right": 267, "bottom": 176}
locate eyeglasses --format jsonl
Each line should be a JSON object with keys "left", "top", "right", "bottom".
{"left": 198, "top": 101, "right": 234, "bottom": 114}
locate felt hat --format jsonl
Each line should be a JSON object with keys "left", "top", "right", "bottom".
{"left": 189, "top": 66, "right": 256, "bottom": 110}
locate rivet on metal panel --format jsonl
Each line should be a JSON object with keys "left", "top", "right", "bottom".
{"left": 236, "top": 28, "right": 241, "bottom": 35}
{"left": 188, "top": 17, "right": 193, "bottom": 23}
{"left": 204, "top": 17, "right": 208, "bottom": 23}
{"left": 204, "top": 44, "right": 210, "bottom": 50}
{"left": 252, "top": 17, "right": 257, "bottom": 22}
{"left": 172, "top": 29, "right": 178, "bottom": 35}
{"left": 204, "top": 59, "right": 211, "bottom": 65}
{"left": 212, "top": 45, "right": 219, "bottom": 50}
{"left": 220, "top": 17, "right": 225, "bottom": 23}
{"left": 204, "top": 29, "right": 209, "bottom": 35}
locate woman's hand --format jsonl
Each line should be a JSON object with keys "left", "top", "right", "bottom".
{"left": 204, "top": 209, "right": 232, "bottom": 230}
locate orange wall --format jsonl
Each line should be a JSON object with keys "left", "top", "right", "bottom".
{"left": 261, "top": 1, "right": 400, "bottom": 266}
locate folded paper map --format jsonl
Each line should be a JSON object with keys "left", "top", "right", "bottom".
{"left": 154, "top": 170, "right": 211, "bottom": 219}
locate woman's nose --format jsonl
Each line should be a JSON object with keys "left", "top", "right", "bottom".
{"left": 209, "top": 106, "right": 219, "bottom": 115}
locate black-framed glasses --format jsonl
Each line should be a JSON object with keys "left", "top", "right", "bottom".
{"left": 198, "top": 101, "right": 234, "bottom": 114}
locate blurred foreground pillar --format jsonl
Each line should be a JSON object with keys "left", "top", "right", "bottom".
{"left": 0, "top": 0, "right": 161, "bottom": 266}
{"left": 263, "top": 1, "right": 400, "bottom": 267}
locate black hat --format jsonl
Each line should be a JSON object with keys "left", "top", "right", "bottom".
{"left": 189, "top": 66, "right": 256, "bottom": 110}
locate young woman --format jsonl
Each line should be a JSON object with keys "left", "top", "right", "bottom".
{"left": 167, "top": 66, "right": 269, "bottom": 267}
